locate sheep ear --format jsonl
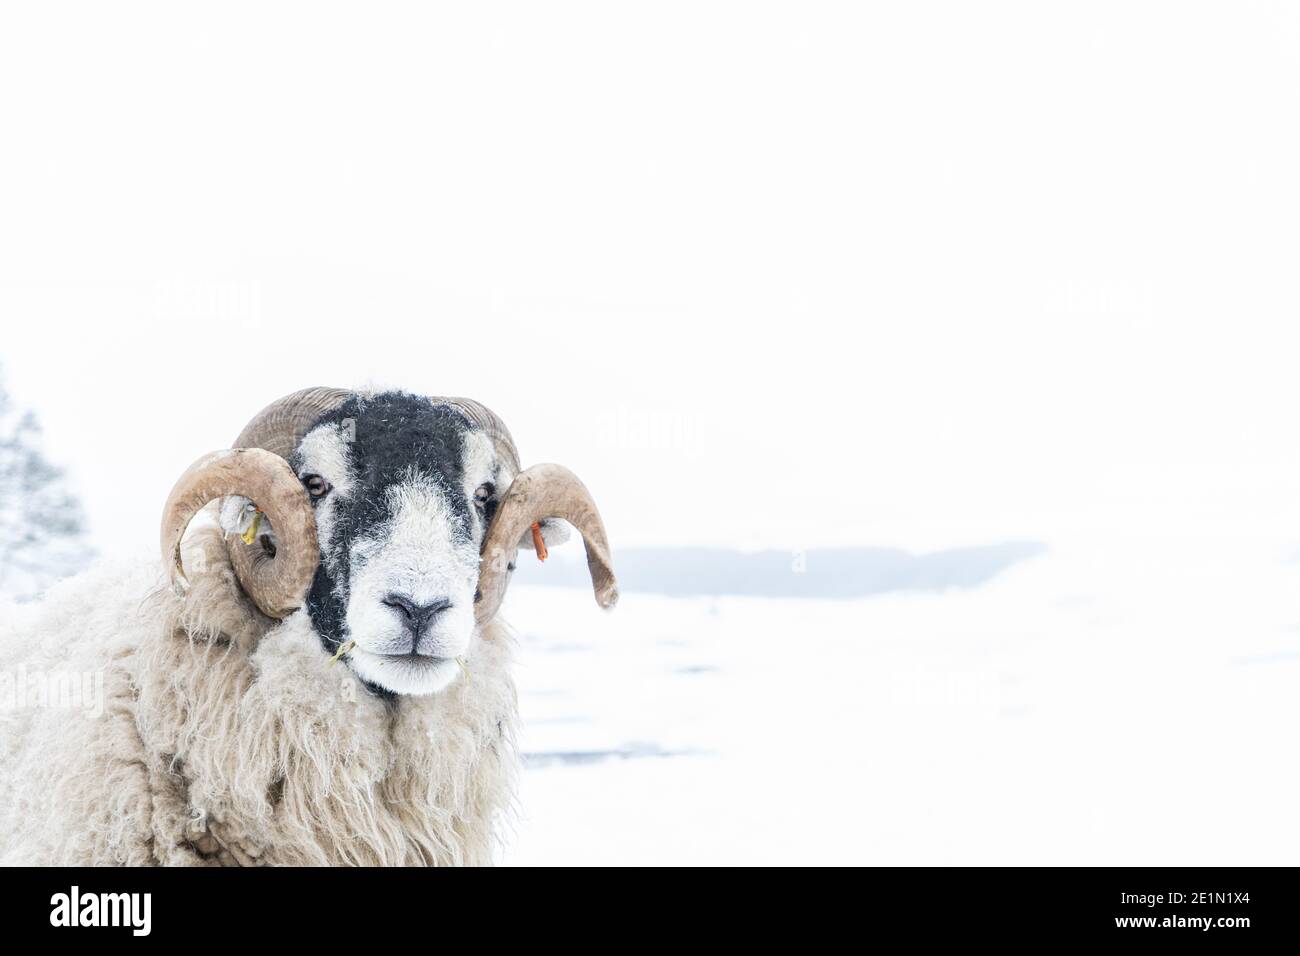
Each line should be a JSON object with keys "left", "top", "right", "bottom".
{"left": 492, "top": 461, "right": 570, "bottom": 554}
{"left": 518, "top": 518, "right": 570, "bottom": 554}
{"left": 218, "top": 496, "right": 255, "bottom": 537}
{"left": 218, "top": 496, "right": 280, "bottom": 556}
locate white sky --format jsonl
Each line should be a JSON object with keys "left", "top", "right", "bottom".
{"left": 2, "top": 2, "right": 1299, "bottom": 559}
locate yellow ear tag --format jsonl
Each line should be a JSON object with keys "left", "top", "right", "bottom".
{"left": 240, "top": 509, "right": 263, "bottom": 546}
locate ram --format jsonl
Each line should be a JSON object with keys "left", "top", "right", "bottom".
{"left": 0, "top": 388, "right": 617, "bottom": 865}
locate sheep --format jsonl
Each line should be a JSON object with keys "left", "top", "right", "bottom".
{"left": 0, "top": 388, "right": 617, "bottom": 865}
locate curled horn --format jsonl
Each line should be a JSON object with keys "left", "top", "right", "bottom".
{"left": 475, "top": 463, "right": 619, "bottom": 625}
{"left": 159, "top": 448, "right": 320, "bottom": 618}
{"left": 159, "top": 388, "right": 350, "bottom": 619}
{"left": 435, "top": 396, "right": 521, "bottom": 476}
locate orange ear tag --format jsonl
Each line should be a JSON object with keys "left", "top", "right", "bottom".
{"left": 530, "top": 521, "right": 548, "bottom": 562}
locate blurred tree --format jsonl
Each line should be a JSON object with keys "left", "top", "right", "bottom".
{"left": 0, "top": 372, "right": 91, "bottom": 599}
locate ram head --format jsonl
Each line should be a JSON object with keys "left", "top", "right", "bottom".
{"left": 160, "top": 388, "right": 617, "bottom": 695}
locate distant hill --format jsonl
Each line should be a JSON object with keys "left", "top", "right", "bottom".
{"left": 511, "top": 542, "right": 1047, "bottom": 599}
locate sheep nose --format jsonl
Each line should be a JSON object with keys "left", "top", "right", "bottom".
{"left": 382, "top": 594, "right": 453, "bottom": 638}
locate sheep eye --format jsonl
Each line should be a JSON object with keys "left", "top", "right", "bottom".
{"left": 303, "top": 474, "right": 332, "bottom": 498}
{"left": 473, "top": 482, "right": 494, "bottom": 508}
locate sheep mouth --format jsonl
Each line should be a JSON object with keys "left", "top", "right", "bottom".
{"left": 344, "top": 644, "right": 463, "bottom": 696}
{"left": 371, "top": 651, "right": 448, "bottom": 664}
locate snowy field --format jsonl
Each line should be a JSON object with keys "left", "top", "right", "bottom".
{"left": 503, "top": 540, "right": 1300, "bottom": 865}
{"left": 3, "top": 2, "right": 1299, "bottom": 869}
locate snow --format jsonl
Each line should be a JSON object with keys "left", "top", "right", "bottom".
{"left": 502, "top": 539, "right": 1300, "bottom": 865}
{"left": 2, "top": 3, "right": 1298, "bottom": 866}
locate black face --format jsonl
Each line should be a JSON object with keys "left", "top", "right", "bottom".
{"left": 290, "top": 392, "right": 490, "bottom": 675}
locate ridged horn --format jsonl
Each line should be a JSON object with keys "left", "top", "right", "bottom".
{"left": 234, "top": 386, "right": 354, "bottom": 458}
{"left": 476, "top": 463, "right": 618, "bottom": 624}
{"left": 220, "top": 387, "right": 353, "bottom": 617}
{"left": 160, "top": 448, "right": 320, "bottom": 618}
{"left": 433, "top": 396, "right": 521, "bottom": 477}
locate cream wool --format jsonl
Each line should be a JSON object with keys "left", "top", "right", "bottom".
{"left": 0, "top": 388, "right": 619, "bottom": 866}
{"left": 0, "top": 524, "right": 519, "bottom": 866}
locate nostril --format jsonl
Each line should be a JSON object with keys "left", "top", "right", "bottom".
{"left": 383, "top": 594, "right": 417, "bottom": 620}
{"left": 382, "top": 594, "right": 453, "bottom": 633}
{"left": 424, "top": 598, "right": 453, "bottom": 617}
